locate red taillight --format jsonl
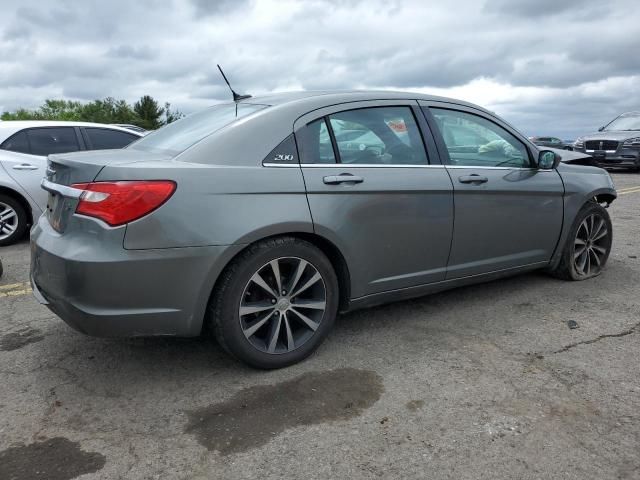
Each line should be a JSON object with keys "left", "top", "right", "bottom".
{"left": 71, "top": 181, "right": 176, "bottom": 227}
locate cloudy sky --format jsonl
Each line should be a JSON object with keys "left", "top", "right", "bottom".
{"left": 1, "top": 0, "right": 639, "bottom": 138}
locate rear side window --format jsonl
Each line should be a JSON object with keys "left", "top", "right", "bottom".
{"left": 27, "top": 127, "right": 80, "bottom": 156}
{"left": 129, "top": 103, "right": 267, "bottom": 156}
{"left": 0, "top": 130, "right": 30, "bottom": 154}
{"left": 298, "top": 119, "right": 337, "bottom": 164}
{"left": 84, "top": 128, "right": 138, "bottom": 150}
{"left": 299, "top": 106, "right": 428, "bottom": 165}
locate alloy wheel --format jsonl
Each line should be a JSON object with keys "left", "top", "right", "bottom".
{"left": 573, "top": 213, "right": 609, "bottom": 277}
{"left": 239, "top": 257, "right": 327, "bottom": 354}
{"left": 0, "top": 202, "right": 18, "bottom": 241}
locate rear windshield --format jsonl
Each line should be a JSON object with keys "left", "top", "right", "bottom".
{"left": 128, "top": 103, "right": 267, "bottom": 155}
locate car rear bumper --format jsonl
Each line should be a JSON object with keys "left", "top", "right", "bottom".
{"left": 30, "top": 216, "right": 241, "bottom": 337}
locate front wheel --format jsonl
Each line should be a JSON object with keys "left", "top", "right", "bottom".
{"left": 550, "top": 202, "right": 612, "bottom": 281}
{"left": 208, "top": 237, "right": 339, "bottom": 369}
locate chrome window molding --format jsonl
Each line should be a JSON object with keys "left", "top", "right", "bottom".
{"left": 263, "top": 163, "right": 445, "bottom": 168}
{"left": 264, "top": 163, "right": 550, "bottom": 172}
{"left": 301, "top": 164, "right": 444, "bottom": 168}
{"left": 444, "top": 165, "right": 541, "bottom": 171}
{"left": 262, "top": 163, "right": 301, "bottom": 168}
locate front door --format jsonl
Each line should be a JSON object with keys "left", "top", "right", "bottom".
{"left": 296, "top": 101, "right": 454, "bottom": 298}
{"left": 423, "top": 104, "right": 564, "bottom": 279}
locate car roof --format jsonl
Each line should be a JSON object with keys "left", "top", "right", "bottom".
{"left": 239, "top": 89, "right": 494, "bottom": 115}
{"left": 171, "top": 89, "right": 527, "bottom": 166}
{"left": 0, "top": 120, "right": 143, "bottom": 143}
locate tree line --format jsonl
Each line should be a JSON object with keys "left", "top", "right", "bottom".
{"left": 1, "top": 95, "right": 184, "bottom": 130}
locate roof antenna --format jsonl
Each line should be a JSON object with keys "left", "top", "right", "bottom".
{"left": 217, "top": 64, "right": 252, "bottom": 102}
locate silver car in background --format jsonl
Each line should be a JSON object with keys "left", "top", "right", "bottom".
{"left": 30, "top": 91, "right": 617, "bottom": 369}
{"left": 0, "top": 121, "right": 142, "bottom": 245}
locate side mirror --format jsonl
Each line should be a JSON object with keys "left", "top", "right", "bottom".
{"left": 598, "top": 126, "right": 605, "bottom": 132}
{"left": 537, "top": 150, "right": 560, "bottom": 170}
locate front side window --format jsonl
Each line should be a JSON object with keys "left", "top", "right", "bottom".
{"left": 0, "top": 130, "right": 30, "bottom": 154}
{"left": 129, "top": 103, "right": 267, "bottom": 156}
{"left": 84, "top": 128, "right": 138, "bottom": 150}
{"left": 430, "top": 108, "right": 530, "bottom": 168}
{"left": 299, "top": 106, "right": 428, "bottom": 165}
{"left": 27, "top": 127, "right": 80, "bottom": 156}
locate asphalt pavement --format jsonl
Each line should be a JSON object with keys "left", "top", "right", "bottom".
{"left": 1, "top": 172, "right": 639, "bottom": 480}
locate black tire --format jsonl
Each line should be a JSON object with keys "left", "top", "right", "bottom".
{"left": 549, "top": 201, "right": 612, "bottom": 281}
{"left": 208, "top": 236, "right": 339, "bottom": 369}
{"left": 0, "top": 194, "right": 29, "bottom": 247}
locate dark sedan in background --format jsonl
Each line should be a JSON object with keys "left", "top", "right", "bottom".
{"left": 573, "top": 111, "right": 640, "bottom": 171}
{"left": 529, "top": 136, "right": 573, "bottom": 150}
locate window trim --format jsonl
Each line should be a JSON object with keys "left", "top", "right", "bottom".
{"left": 422, "top": 105, "right": 535, "bottom": 169}
{"left": 324, "top": 116, "right": 342, "bottom": 163}
{"left": 81, "top": 126, "right": 138, "bottom": 150}
{"left": 297, "top": 104, "right": 432, "bottom": 167}
{"left": 0, "top": 129, "right": 31, "bottom": 154}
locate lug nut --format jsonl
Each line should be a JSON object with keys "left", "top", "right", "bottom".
{"left": 271, "top": 299, "right": 276, "bottom": 304}
{"left": 282, "top": 290, "right": 287, "bottom": 295}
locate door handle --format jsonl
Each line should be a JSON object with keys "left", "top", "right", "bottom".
{"left": 323, "top": 174, "right": 364, "bottom": 185}
{"left": 12, "top": 164, "right": 39, "bottom": 171}
{"left": 458, "top": 174, "right": 488, "bottom": 184}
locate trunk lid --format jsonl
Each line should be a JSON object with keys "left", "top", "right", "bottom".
{"left": 46, "top": 149, "right": 170, "bottom": 186}
{"left": 43, "top": 150, "right": 171, "bottom": 232}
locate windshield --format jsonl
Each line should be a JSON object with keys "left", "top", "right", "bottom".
{"left": 604, "top": 113, "right": 640, "bottom": 131}
{"left": 128, "top": 103, "right": 267, "bottom": 155}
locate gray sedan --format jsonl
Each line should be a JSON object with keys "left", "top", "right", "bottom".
{"left": 30, "top": 91, "right": 617, "bottom": 368}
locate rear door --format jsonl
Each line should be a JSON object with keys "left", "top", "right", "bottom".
{"left": 420, "top": 101, "right": 564, "bottom": 279}
{"left": 295, "top": 100, "right": 454, "bottom": 298}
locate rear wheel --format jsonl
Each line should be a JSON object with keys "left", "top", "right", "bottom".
{"left": 209, "top": 237, "right": 339, "bottom": 369}
{"left": 550, "top": 202, "right": 612, "bottom": 280}
{"left": 0, "top": 195, "right": 28, "bottom": 247}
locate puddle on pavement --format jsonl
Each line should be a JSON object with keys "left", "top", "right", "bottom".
{"left": 0, "top": 437, "right": 106, "bottom": 480}
{"left": 185, "top": 367, "right": 383, "bottom": 455}
{"left": 0, "top": 327, "right": 44, "bottom": 351}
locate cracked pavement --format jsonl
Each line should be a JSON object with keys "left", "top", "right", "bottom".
{"left": 0, "top": 172, "right": 639, "bottom": 479}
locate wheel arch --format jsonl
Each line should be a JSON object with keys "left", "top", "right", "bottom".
{"left": 548, "top": 188, "right": 615, "bottom": 271}
{"left": 0, "top": 185, "right": 34, "bottom": 226}
{"left": 200, "top": 231, "right": 352, "bottom": 334}
{"left": 593, "top": 190, "right": 616, "bottom": 207}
